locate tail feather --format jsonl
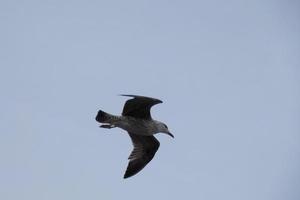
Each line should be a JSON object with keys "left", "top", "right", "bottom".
{"left": 95, "top": 110, "right": 111, "bottom": 123}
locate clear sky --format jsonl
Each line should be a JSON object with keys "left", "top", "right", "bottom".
{"left": 0, "top": 0, "right": 299, "bottom": 200}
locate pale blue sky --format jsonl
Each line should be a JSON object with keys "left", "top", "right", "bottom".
{"left": 0, "top": 0, "right": 299, "bottom": 200}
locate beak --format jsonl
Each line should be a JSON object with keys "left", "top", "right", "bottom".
{"left": 166, "top": 131, "right": 174, "bottom": 138}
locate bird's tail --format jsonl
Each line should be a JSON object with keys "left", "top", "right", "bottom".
{"left": 95, "top": 110, "right": 113, "bottom": 123}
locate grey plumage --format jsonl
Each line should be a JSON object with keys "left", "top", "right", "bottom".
{"left": 95, "top": 95, "right": 173, "bottom": 178}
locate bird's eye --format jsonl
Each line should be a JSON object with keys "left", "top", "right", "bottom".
{"left": 164, "top": 124, "right": 168, "bottom": 129}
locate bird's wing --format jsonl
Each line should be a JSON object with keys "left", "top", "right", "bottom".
{"left": 121, "top": 94, "right": 162, "bottom": 119}
{"left": 124, "top": 133, "right": 160, "bottom": 178}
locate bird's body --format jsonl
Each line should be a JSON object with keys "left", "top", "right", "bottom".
{"left": 95, "top": 95, "right": 173, "bottom": 178}
{"left": 97, "top": 112, "right": 165, "bottom": 136}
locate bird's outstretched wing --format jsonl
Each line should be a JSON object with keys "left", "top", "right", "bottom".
{"left": 120, "top": 94, "right": 162, "bottom": 119}
{"left": 124, "top": 133, "right": 160, "bottom": 178}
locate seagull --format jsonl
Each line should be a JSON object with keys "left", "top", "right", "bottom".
{"left": 95, "top": 94, "right": 173, "bottom": 179}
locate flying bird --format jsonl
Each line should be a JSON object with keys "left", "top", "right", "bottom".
{"left": 95, "top": 95, "right": 173, "bottom": 178}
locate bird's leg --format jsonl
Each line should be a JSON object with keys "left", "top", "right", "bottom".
{"left": 100, "top": 124, "right": 116, "bottom": 129}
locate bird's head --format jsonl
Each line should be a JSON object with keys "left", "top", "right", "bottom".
{"left": 156, "top": 121, "right": 174, "bottom": 138}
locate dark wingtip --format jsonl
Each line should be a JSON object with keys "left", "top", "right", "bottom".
{"left": 119, "top": 94, "right": 163, "bottom": 103}
{"left": 157, "top": 99, "right": 163, "bottom": 104}
{"left": 119, "top": 94, "right": 134, "bottom": 97}
{"left": 123, "top": 171, "right": 132, "bottom": 179}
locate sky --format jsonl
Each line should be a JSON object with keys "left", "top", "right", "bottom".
{"left": 0, "top": 0, "right": 299, "bottom": 200}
